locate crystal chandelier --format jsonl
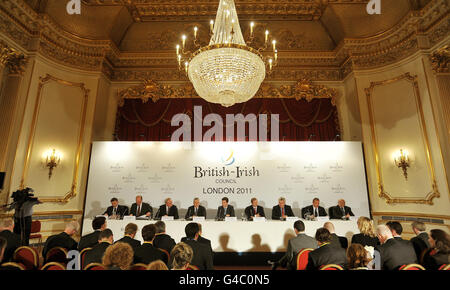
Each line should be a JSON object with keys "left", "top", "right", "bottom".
{"left": 176, "top": 0, "right": 278, "bottom": 107}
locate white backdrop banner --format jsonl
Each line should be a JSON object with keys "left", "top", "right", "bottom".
{"left": 83, "top": 142, "right": 370, "bottom": 218}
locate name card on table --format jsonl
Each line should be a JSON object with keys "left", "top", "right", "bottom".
{"left": 193, "top": 216, "right": 205, "bottom": 222}
{"left": 161, "top": 216, "right": 174, "bottom": 221}
{"left": 225, "top": 216, "right": 237, "bottom": 222}
{"left": 349, "top": 216, "right": 359, "bottom": 221}
{"left": 253, "top": 217, "right": 266, "bottom": 222}
{"left": 286, "top": 216, "right": 300, "bottom": 221}
{"left": 123, "top": 216, "right": 136, "bottom": 221}
{"left": 317, "top": 217, "right": 330, "bottom": 222}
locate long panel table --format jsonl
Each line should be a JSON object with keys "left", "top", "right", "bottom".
{"left": 82, "top": 218, "right": 359, "bottom": 253}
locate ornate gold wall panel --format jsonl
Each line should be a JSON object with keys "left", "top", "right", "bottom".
{"left": 20, "top": 74, "right": 89, "bottom": 203}
{"left": 365, "top": 73, "right": 439, "bottom": 204}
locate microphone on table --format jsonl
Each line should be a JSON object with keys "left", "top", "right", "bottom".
{"left": 155, "top": 208, "right": 161, "bottom": 220}
{"left": 333, "top": 134, "right": 341, "bottom": 141}
{"left": 308, "top": 134, "right": 316, "bottom": 141}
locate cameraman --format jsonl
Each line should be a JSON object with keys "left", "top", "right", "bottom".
{"left": 9, "top": 188, "right": 41, "bottom": 246}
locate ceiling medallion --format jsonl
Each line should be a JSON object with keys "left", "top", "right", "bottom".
{"left": 175, "top": 0, "right": 278, "bottom": 107}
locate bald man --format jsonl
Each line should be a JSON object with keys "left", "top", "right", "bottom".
{"left": 329, "top": 199, "right": 354, "bottom": 220}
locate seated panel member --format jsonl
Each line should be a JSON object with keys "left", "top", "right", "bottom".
{"left": 272, "top": 197, "right": 294, "bottom": 220}
{"left": 216, "top": 197, "right": 235, "bottom": 220}
{"left": 157, "top": 198, "right": 179, "bottom": 219}
{"left": 329, "top": 199, "right": 354, "bottom": 220}
{"left": 301, "top": 198, "right": 327, "bottom": 219}
{"left": 185, "top": 197, "right": 207, "bottom": 220}
{"left": 129, "top": 195, "right": 152, "bottom": 218}
{"left": 244, "top": 197, "right": 265, "bottom": 220}
{"left": 104, "top": 197, "right": 129, "bottom": 218}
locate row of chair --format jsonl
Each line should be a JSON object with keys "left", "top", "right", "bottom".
{"left": 294, "top": 248, "right": 450, "bottom": 270}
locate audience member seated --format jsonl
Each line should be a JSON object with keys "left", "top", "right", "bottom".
{"left": 272, "top": 197, "right": 294, "bottom": 220}
{"left": 216, "top": 197, "right": 235, "bottom": 220}
{"left": 42, "top": 221, "right": 79, "bottom": 261}
{"left": 0, "top": 218, "right": 21, "bottom": 263}
{"left": 347, "top": 244, "right": 371, "bottom": 270}
{"left": 157, "top": 198, "right": 179, "bottom": 220}
{"left": 102, "top": 242, "right": 134, "bottom": 270}
{"left": 185, "top": 198, "right": 207, "bottom": 220}
{"left": 153, "top": 221, "right": 176, "bottom": 254}
{"left": 148, "top": 260, "right": 169, "bottom": 270}
{"left": 181, "top": 223, "right": 214, "bottom": 270}
{"left": 410, "top": 221, "right": 430, "bottom": 262}
{"left": 170, "top": 242, "right": 194, "bottom": 270}
{"left": 115, "top": 223, "right": 141, "bottom": 251}
{"left": 324, "top": 222, "right": 348, "bottom": 249}
{"left": 83, "top": 229, "right": 113, "bottom": 268}
{"left": 301, "top": 197, "right": 327, "bottom": 219}
{"left": 0, "top": 236, "right": 6, "bottom": 264}
{"left": 328, "top": 199, "right": 355, "bottom": 220}
{"left": 134, "top": 224, "right": 168, "bottom": 265}
{"left": 129, "top": 195, "right": 152, "bottom": 218}
{"left": 351, "top": 217, "right": 379, "bottom": 247}
{"left": 78, "top": 216, "right": 106, "bottom": 251}
{"left": 306, "top": 228, "right": 347, "bottom": 270}
{"left": 386, "top": 221, "right": 410, "bottom": 244}
{"left": 277, "top": 220, "right": 317, "bottom": 270}
{"left": 244, "top": 198, "right": 265, "bottom": 220}
{"left": 422, "top": 229, "right": 450, "bottom": 270}
{"left": 104, "top": 197, "right": 129, "bottom": 218}
{"left": 375, "top": 225, "right": 417, "bottom": 270}
{"left": 181, "top": 223, "right": 213, "bottom": 255}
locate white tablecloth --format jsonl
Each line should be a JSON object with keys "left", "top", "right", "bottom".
{"left": 82, "top": 219, "right": 359, "bottom": 253}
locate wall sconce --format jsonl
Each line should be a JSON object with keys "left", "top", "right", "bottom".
{"left": 394, "top": 149, "right": 410, "bottom": 180}
{"left": 43, "top": 149, "right": 61, "bottom": 179}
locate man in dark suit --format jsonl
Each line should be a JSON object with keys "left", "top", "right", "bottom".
{"left": 324, "top": 222, "right": 348, "bottom": 249}
{"left": 375, "top": 224, "right": 418, "bottom": 270}
{"left": 244, "top": 198, "right": 265, "bottom": 220}
{"left": 153, "top": 221, "right": 176, "bottom": 254}
{"left": 129, "top": 195, "right": 152, "bottom": 218}
{"left": 134, "top": 224, "right": 168, "bottom": 265}
{"left": 328, "top": 199, "right": 355, "bottom": 220}
{"left": 306, "top": 228, "right": 347, "bottom": 270}
{"left": 181, "top": 223, "right": 214, "bottom": 270}
{"left": 103, "top": 197, "right": 129, "bottom": 218}
{"left": 185, "top": 197, "right": 207, "bottom": 220}
{"left": 301, "top": 198, "right": 327, "bottom": 219}
{"left": 82, "top": 229, "right": 113, "bottom": 268}
{"left": 181, "top": 223, "right": 213, "bottom": 256}
{"left": 410, "top": 221, "right": 430, "bottom": 262}
{"left": 78, "top": 216, "right": 106, "bottom": 251}
{"left": 0, "top": 218, "right": 21, "bottom": 262}
{"left": 216, "top": 197, "right": 235, "bottom": 220}
{"left": 156, "top": 198, "right": 179, "bottom": 219}
{"left": 42, "top": 221, "right": 79, "bottom": 261}
{"left": 276, "top": 220, "right": 317, "bottom": 270}
{"left": 272, "top": 197, "right": 294, "bottom": 220}
{"left": 115, "top": 223, "right": 141, "bottom": 251}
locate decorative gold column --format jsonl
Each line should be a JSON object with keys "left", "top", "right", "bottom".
{"left": 0, "top": 43, "right": 27, "bottom": 195}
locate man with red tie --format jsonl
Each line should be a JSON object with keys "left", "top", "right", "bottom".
{"left": 271, "top": 197, "right": 294, "bottom": 220}
{"left": 244, "top": 198, "right": 266, "bottom": 220}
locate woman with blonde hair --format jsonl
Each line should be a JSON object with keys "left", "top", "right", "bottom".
{"left": 170, "top": 242, "right": 193, "bottom": 270}
{"left": 147, "top": 260, "right": 169, "bottom": 270}
{"left": 102, "top": 242, "right": 134, "bottom": 270}
{"left": 351, "top": 216, "right": 379, "bottom": 247}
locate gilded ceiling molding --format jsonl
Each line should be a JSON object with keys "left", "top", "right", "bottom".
{"left": 118, "top": 79, "right": 337, "bottom": 107}
{"left": 0, "top": 41, "right": 27, "bottom": 74}
{"left": 430, "top": 45, "right": 450, "bottom": 73}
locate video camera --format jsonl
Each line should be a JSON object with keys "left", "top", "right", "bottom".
{"left": 11, "top": 187, "right": 37, "bottom": 208}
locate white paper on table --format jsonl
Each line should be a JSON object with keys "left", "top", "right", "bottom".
{"left": 123, "top": 216, "right": 136, "bottom": 221}
{"left": 253, "top": 217, "right": 266, "bottom": 222}
{"left": 193, "top": 216, "right": 205, "bottom": 222}
{"left": 317, "top": 217, "right": 330, "bottom": 222}
{"left": 286, "top": 216, "right": 300, "bottom": 221}
{"left": 349, "top": 216, "right": 359, "bottom": 221}
{"left": 161, "top": 216, "right": 174, "bottom": 221}
{"left": 225, "top": 216, "right": 237, "bottom": 222}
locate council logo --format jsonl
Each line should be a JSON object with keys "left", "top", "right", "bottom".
{"left": 221, "top": 150, "right": 235, "bottom": 166}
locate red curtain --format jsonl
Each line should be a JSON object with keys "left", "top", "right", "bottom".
{"left": 114, "top": 98, "right": 340, "bottom": 141}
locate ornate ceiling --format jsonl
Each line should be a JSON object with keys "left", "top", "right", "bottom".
{"left": 2, "top": 0, "right": 448, "bottom": 82}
